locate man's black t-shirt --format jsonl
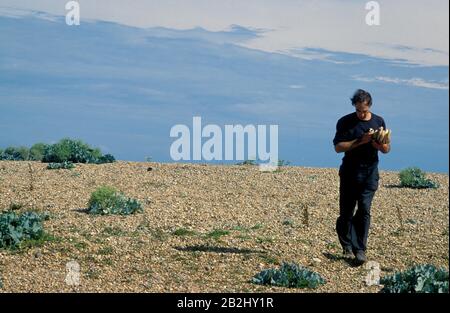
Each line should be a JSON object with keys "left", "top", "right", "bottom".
{"left": 333, "top": 112, "right": 386, "bottom": 165}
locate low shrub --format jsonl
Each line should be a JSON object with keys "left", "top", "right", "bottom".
{"left": 46, "top": 161, "right": 75, "bottom": 170}
{"left": 87, "top": 186, "right": 143, "bottom": 215}
{"left": 1, "top": 139, "right": 115, "bottom": 164}
{"left": 252, "top": 262, "right": 326, "bottom": 289}
{"left": 29, "top": 143, "right": 49, "bottom": 161}
{"left": 43, "top": 138, "right": 102, "bottom": 163}
{"left": 380, "top": 264, "right": 449, "bottom": 293}
{"left": 399, "top": 167, "right": 438, "bottom": 189}
{"left": 277, "top": 160, "right": 291, "bottom": 167}
{"left": 0, "top": 211, "right": 48, "bottom": 249}
{"left": 96, "top": 154, "right": 116, "bottom": 164}
{"left": 0, "top": 146, "right": 30, "bottom": 161}
{"left": 237, "top": 159, "right": 256, "bottom": 166}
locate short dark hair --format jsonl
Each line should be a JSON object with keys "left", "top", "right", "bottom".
{"left": 351, "top": 89, "right": 372, "bottom": 106}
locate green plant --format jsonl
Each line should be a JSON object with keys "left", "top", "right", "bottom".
{"left": 0, "top": 211, "right": 47, "bottom": 249}
{"left": 380, "top": 264, "right": 449, "bottom": 293}
{"left": 206, "top": 229, "right": 230, "bottom": 240}
{"left": 399, "top": 167, "right": 438, "bottom": 189}
{"left": 237, "top": 159, "right": 256, "bottom": 165}
{"left": 42, "top": 138, "right": 114, "bottom": 164}
{"left": 251, "top": 223, "right": 263, "bottom": 230}
{"left": 46, "top": 161, "right": 75, "bottom": 170}
{"left": 277, "top": 160, "right": 291, "bottom": 167}
{"left": 29, "top": 143, "right": 49, "bottom": 161}
{"left": 0, "top": 146, "right": 30, "bottom": 161}
{"left": 96, "top": 154, "right": 116, "bottom": 164}
{"left": 252, "top": 262, "right": 326, "bottom": 289}
{"left": 87, "top": 186, "right": 143, "bottom": 215}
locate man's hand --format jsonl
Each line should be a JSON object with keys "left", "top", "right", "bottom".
{"left": 371, "top": 140, "right": 390, "bottom": 153}
{"left": 359, "top": 132, "right": 373, "bottom": 145}
{"left": 335, "top": 131, "right": 373, "bottom": 153}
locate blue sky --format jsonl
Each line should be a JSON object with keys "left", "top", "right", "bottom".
{"left": 0, "top": 3, "right": 448, "bottom": 172}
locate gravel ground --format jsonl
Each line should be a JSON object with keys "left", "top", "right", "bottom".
{"left": 0, "top": 160, "right": 448, "bottom": 293}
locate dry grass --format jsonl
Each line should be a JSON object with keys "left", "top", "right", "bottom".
{"left": 0, "top": 161, "right": 448, "bottom": 292}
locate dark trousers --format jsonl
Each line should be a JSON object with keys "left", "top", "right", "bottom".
{"left": 336, "top": 162, "right": 379, "bottom": 252}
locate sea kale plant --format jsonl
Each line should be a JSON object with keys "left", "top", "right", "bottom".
{"left": 252, "top": 262, "right": 326, "bottom": 289}
{"left": 380, "top": 264, "right": 449, "bottom": 293}
{"left": 1, "top": 139, "right": 115, "bottom": 164}
{"left": 399, "top": 167, "right": 438, "bottom": 189}
{"left": 0, "top": 146, "right": 30, "bottom": 161}
{"left": 0, "top": 211, "right": 48, "bottom": 249}
{"left": 46, "top": 161, "right": 76, "bottom": 170}
{"left": 87, "top": 186, "right": 143, "bottom": 215}
{"left": 43, "top": 138, "right": 115, "bottom": 164}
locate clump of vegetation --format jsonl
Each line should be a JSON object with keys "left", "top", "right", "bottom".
{"left": 0, "top": 211, "right": 49, "bottom": 249}
{"left": 206, "top": 229, "right": 230, "bottom": 240}
{"left": 380, "top": 264, "right": 449, "bottom": 293}
{"left": 0, "top": 139, "right": 115, "bottom": 164}
{"left": 46, "top": 161, "right": 75, "bottom": 170}
{"left": 29, "top": 143, "right": 49, "bottom": 161}
{"left": 252, "top": 262, "right": 326, "bottom": 289}
{"left": 399, "top": 167, "right": 438, "bottom": 189}
{"left": 237, "top": 159, "right": 257, "bottom": 166}
{"left": 43, "top": 138, "right": 115, "bottom": 164}
{"left": 87, "top": 186, "right": 143, "bottom": 215}
{"left": 277, "top": 160, "right": 291, "bottom": 167}
{"left": 0, "top": 146, "right": 30, "bottom": 161}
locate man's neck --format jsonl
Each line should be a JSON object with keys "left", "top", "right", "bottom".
{"left": 357, "top": 112, "right": 372, "bottom": 121}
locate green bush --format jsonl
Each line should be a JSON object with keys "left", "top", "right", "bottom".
{"left": 0, "top": 146, "right": 30, "bottom": 161}
{"left": 1, "top": 139, "right": 115, "bottom": 164}
{"left": 29, "top": 143, "right": 49, "bottom": 161}
{"left": 43, "top": 138, "right": 99, "bottom": 163}
{"left": 42, "top": 138, "right": 114, "bottom": 164}
{"left": 96, "top": 154, "right": 116, "bottom": 164}
{"left": 278, "top": 160, "right": 291, "bottom": 167}
{"left": 380, "top": 264, "right": 449, "bottom": 293}
{"left": 252, "top": 262, "right": 326, "bottom": 289}
{"left": 0, "top": 211, "right": 47, "bottom": 249}
{"left": 46, "top": 161, "right": 75, "bottom": 170}
{"left": 399, "top": 167, "right": 438, "bottom": 189}
{"left": 237, "top": 159, "right": 256, "bottom": 165}
{"left": 87, "top": 186, "right": 143, "bottom": 215}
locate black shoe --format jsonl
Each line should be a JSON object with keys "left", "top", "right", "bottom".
{"left": 343, "top": 247, "right": 353, "bottom": 258}
{"left": 354, "top": 250, "right": 367, "bottom": 265}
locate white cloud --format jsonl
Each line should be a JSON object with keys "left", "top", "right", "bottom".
{"left": 352, "top": 75, "right": 449, "bottom": 90}
{"left": 289, "top": 85, "right": 305, "bottom": 89}
{"left": 0, "top": 0, "right": 448, "bottom": 66}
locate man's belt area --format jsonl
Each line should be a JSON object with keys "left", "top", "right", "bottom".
{"left": 342, "top": 157, "right": 379, "bottom": 169}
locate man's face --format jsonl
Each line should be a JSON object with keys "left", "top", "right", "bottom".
{"left": 355, "top": 101, "right": 371, "bottom": 120}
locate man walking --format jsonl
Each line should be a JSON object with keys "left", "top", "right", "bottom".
{"left": 333, "top": 89, "right": 391, "bottom": 265}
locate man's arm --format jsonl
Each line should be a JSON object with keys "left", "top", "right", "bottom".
{"left": 335, "top": 133, "right": 372, "bottom": 153}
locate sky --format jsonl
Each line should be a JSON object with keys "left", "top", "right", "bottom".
{"left": 0, "top": 0, "right": 448, "bottom": 66}
{"left": 0, "top": 1, "right": 448, "bottom": 172}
